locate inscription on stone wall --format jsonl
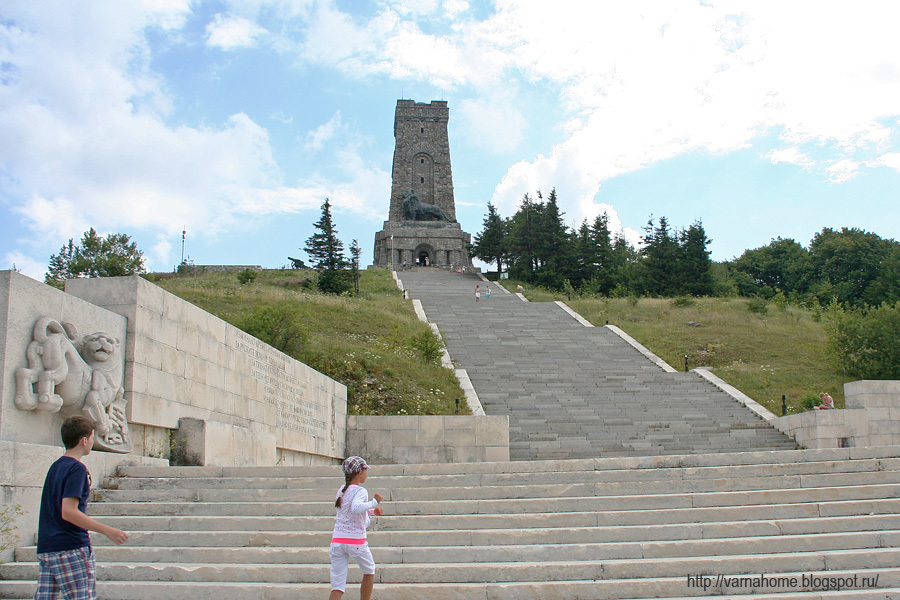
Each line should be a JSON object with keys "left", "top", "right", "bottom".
{"left": 232, "top": 329, "right": 328, "bottom": 436}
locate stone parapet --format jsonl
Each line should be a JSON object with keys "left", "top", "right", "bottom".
{"left": 772, "top": 380, "right": 900, "bottom": 449}
{"left": 345, "top": 415, "right": 509, "bottom": 464}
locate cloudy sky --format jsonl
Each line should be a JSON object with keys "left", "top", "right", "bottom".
{"left": 2, "top": 0, "right": 899, "bottom": 279}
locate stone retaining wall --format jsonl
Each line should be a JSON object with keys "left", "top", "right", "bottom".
{"left": 346, "top": 415, "right": 509, "bottom": 464}
{"left": 773, "top": 380, "right": 900, "bottom": 449}
{"left": 66, "top": 276, "right": 346, "bottom": 466}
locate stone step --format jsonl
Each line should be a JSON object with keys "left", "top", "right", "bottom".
{"left": 66, "top": 513, "right": 897, "bottom": 550}
{"left": 4, "top": 547, "right": 899, "bottom": 583}
{"left": 102, "top": 468, "right": 900, "bottom": 497}
{"left": 114, "top": 447, "right": 900, "bottom": 477}
{"left": 73, "top": 497, "right": 900, "bottom": 535}
{"left": 16, "top": 530, "right": 900, "bottom": 564}
{"left": 396, "top": 271, "right": 800, "bottom": 460}
{"left": 92, "top": 476, "right": 900, "bottom": 516}
{"left": 2, "top": 568, "right": 897, "bottom": 599}
{"left": 5, "top": 449, "right": 899, "bottom": 598}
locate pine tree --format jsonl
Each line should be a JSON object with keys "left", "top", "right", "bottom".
{"left": 574, "top": 220, "right": 598, "bottom": 287}
{"left": 45, "top": 229, "right": 145, "bottom": 289}
{"left": 304, "top": 199, "right": 351, "bottom": 294}
{"left": 678, "top": 221, "right": 714, "bottom": 296}
{"left": 506, "top": 193, "right": 540, "bottom": 281}
{"left": 349, "top": 239, "right": 361, "bottom": 295}
{"left": 46, "top": 239, "right": 77, "bottom": 288}
{"left": 472, "top": 202, "right": 507, "bottom": 273}
{"left": 640, "top": 216, "right": 679, "bottom": 295}
{"left": 588, "top": 212, "right": 615, "bottom": 294}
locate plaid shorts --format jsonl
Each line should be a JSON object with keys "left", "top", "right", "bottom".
{"left": 35, "top": 546, "right": 96, "bottom": 600}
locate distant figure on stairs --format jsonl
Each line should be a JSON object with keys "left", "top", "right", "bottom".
{"left": 475, "top": 285, "right": 481, "bottom": 302}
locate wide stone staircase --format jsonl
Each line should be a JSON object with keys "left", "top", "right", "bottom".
{"left": 2, "top": 447, "right": 900, "bottom": 599}
{"left": 397, "top": 270, "right": 796, "bottom": 460}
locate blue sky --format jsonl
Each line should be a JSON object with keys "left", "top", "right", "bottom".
{"left": 2, "top": 1, "right": 899, "bottom": 280}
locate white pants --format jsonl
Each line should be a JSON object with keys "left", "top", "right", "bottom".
{"left": 329, "top": 542, "right": 375, "bottom": 592}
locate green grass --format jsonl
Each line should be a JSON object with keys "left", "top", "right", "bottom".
{"left": 497, "top": 279, "right": 846, "bottom": 415}
{"left": 146, "top": 268, "right": 468, "bottom": 416}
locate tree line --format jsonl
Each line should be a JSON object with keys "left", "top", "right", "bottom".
{"left": 472, "top": 189, "right": 715, "bottom": 298}
{"left": 472, "top": 190, "right": 900, "bottom": 307}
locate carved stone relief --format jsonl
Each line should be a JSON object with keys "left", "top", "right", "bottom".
{"left": 14, "top": 317, "right": 131, "bottom": 453}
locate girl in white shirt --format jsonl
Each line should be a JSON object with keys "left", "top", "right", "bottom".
{"left": 328, "top": 456, "right": 383, "bottom": 600}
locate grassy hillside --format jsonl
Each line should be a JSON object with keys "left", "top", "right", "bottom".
{"left": 146, "top": 268, "right": 468, "bottom": 416}
{"left": 502, "top": 281, "right": 847, "bottom": 415}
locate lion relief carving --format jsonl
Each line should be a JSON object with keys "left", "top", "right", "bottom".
{"left": 15, "top": 317, "right": 132, "bottom": 453}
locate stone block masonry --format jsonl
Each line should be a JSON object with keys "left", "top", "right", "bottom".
{"left": 66, "top": 275, "right": 347, "bottom": 467}
{"left": 346, "top": 415, "right": 509, "bottom": 464}
{"left": 0, "top": 271, "right": 165, "bottom": 563}
{"left": 373, "top": 99, "right": 473, "bottom": 268}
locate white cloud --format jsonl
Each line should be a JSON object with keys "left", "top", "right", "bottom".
{"left": 768, "top": 147, "right": 815, "bottom": 168}
{"left": 457, "top": 97, "right": 526, "bottom": 154}
{"left": 0, "top": 0, "right": 361, "bottom": 269}
{"left": 233, "top": 140, "right": 389, "bottom": 221}
{"left": 3, "top": 1, "right": 899, "bottom": 270}
{"left": 443, "top": 0, "right": 469, "bottom": 18}
{"left": 464, "top": 1, "right": 900, "bottom": 225}
{"left": 875, "top": 152, "right": 900, "bottom": 172}
{"left": 826, "top": 159, "right": 860, "bottom": 183}
{"left": 304, "top": 112, "right": 343, "bottom": 151}
{"left": 206, "top": 13, "right": 267, "bottom": 50}
{"left": 151, "top": 235, "right": 173, "bottom": 268}
{"left": 14, "top": 196, "right": 91, "bottom": 244}
{"left": 4, "top": 251, "right": 45, "bottom": 281}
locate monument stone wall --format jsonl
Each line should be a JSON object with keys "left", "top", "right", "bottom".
{"left": 0, "top": 271, "right": 166, "bottom": 562}
{"left": 1, "top": 270, "right": 347, "bottom": 560}
{"left": 65, "top": 275, "right": 346, "bottom": 466}
{"left": 374, "top": 99, "right": 473, "bottom": 268}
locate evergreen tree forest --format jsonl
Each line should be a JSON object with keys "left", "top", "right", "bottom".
{"left": 472, "top": 190, "right": 716, "bottom": 298}
{"left": 471, "top": 190, "right": 900, "bottom": 309}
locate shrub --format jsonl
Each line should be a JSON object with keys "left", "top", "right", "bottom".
{"left": 799, "top": 393, "right": 820, "bottom": 412}
{"left": 317, "top": 269, "right": 353, "bottom": 295}
{"left": 826, "top": 301, "right": 900, "bottom": 379}
{"left": 240, "top": 301, "right": 306, "bottom": 356}
{"left": 670, "top": 296, "right": 696, "bottom": 307}
{"left": 409, "top": 330, "right": 444, "bottom": 364}
{"left": 237, "top": 268, "right": 258, "bottom": 285}
{"left": 1, "top": 503, "right": 23, "bottom": 561}
{"left": 610, "top": 283, "right": 630, "bottom": 298}
{"left": 746, "top": 297, "right": 769, "bottom": 315}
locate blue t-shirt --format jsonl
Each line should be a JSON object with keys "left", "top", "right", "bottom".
{"left": 36, "top": 456, "right": 91, "bottom": 554}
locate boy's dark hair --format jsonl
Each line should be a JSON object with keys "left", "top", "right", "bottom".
{"left": 61, "top": 416, "right": 94, "bottom": 449}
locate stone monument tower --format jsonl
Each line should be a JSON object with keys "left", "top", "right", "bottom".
{"left": 373, "top": 99, "right": 472, "bottom": 268}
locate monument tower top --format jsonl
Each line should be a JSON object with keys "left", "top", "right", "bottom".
{"left": 373, "top": 99, "right": 472, "bottom": 269}
{"left": 388, "top": 99, "right": 456, "bottom": 223}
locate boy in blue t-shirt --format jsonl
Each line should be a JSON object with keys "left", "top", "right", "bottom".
{"left": 34, "top": 415, "right": 129, "bottom": 600}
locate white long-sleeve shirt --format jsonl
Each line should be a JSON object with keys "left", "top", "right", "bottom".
{"left": 332, "top": 484, "right": 379, "bottom": 541}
